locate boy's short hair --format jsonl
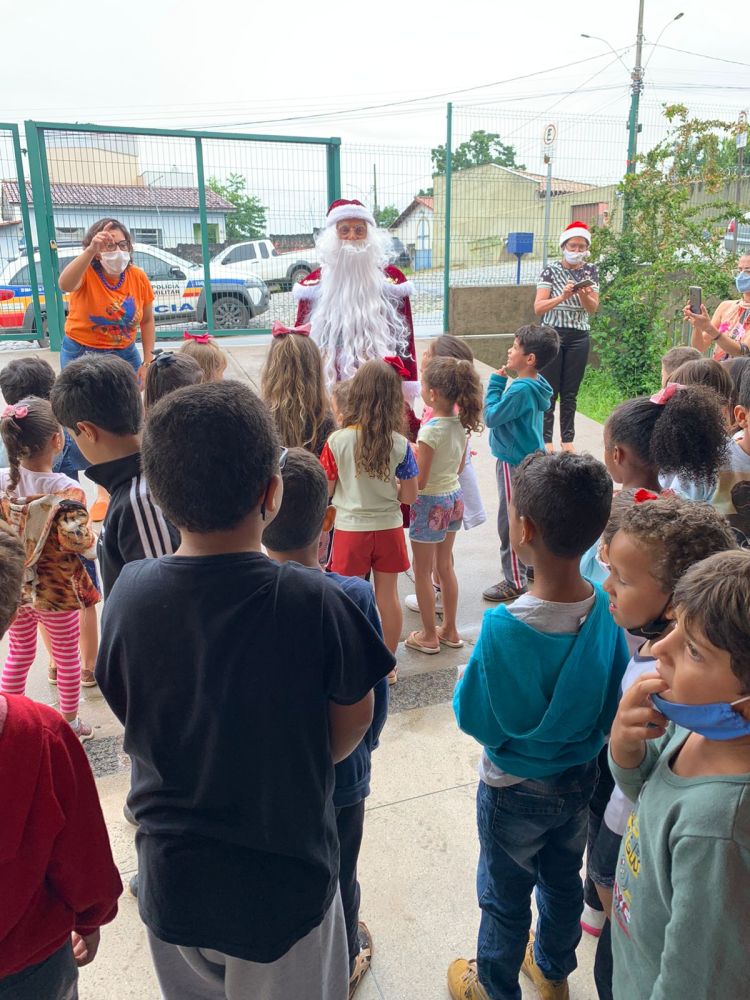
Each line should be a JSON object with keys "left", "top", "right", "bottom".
{"left": 50, "top": 354, "right": 142, "bottom": 436}
{"left": 514, "top": 324, "right": 560, "bottom": 371}
{"left": 0, "top": 524, "right": 24, "bottom": 637}
{"left": 0, "top": 357, "right": 56, "bottom": 404}
{"left": 143, "top": 381, "right": 279, "bottom": 533}
{"left": 737, "top": 366, "right": 750, "bottom": 411}
{"left": 661, "top": 345, "right": 701, "bottom": 380}
{"left": 512, "top": 451, "right": 612, "bottom": 558}
{"left": 674, "top": 550, "right": 750, "bottom": 692}
{"left": 619, "top": 497, "right": 737, "bottom": 593}
{"left": 262, "top": 448, "right": 329, "bottom": 552}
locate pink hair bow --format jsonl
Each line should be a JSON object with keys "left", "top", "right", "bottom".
{"left": 649, "top": 383, "right": 685, "bottom": 405}
{"left": 183, "top": 331, "right": 212, "bottom": 344}
{"left": 633, "top": 488, "right": 660, "bottom": 504}
{"left": 271, "top": 321, "right": 311, "bottom": 338}
{"left": 2, "top": 404, "right": 28, "bottom": 419}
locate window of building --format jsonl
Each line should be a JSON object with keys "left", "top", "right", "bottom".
{"left": 55, "top": 226, "right": 85, "bottom": 245}
{"left": 132, "top": 228, "right": 163, "bottom": 247}
{"left": 193, "top": 223, "right": 220, "bottom": 245}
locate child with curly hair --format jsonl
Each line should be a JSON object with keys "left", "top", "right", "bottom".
{"left": 406, "top": 356, "right": 483, "bottom": 654}
{"left": 587, "top": 496, "right": 737, "bottom": 998}
{"left": 261, "top": 325, "right": 336, "bottom": 456}
{"left": 321, "top": 361, "right": 418, "bottom": 673}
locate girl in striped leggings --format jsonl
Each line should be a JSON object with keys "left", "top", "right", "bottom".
{"left": 0, "top": 398, "right": 99, "bottom": 741}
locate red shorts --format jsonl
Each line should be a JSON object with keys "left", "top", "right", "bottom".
{"left": 329, "top": 527, "right": 410, "bottom": 576}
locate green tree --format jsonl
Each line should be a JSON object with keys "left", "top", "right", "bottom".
{"left": 590, "top": 105, "right": 738, "bottom": 398}
{"left": 374, "top": 204, "right": 399, "bottom": 227}
{"left": 207, "top": 174, "right": 267, "bottom": 241}
{"left": 431, "top": 129, "right": 525, "bottom": 175}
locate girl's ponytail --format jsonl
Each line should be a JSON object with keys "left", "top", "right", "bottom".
{"left": 0, "top": 398, "right": 60, "bottom": 493}
{"left": 423, "top": 357, "right": 484, "bottom": 433}
{"left": 650, "top": 384, "right": 727, "bottom": 484}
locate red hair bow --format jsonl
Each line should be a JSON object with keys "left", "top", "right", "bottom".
{"left": 183, "top": 331, "right": 212, "bottom": 344}
{"left": 271, "top": 321, "right": 311, "bottom": 338}
{"left": 649, "top": 383, "right": 685, "bottom": 405}
{"left": 634, "top": 488, "right": 660, "bottom": 504}
{"left": 383, "top": 355, "right": 410, "bottom": 380}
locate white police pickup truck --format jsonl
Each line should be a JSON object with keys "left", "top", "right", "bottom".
{"left": 211, "top": 239, "right": 317, "bottom": 291}
{"left": 0, "top": 244, "right": 270, "bottom": 345}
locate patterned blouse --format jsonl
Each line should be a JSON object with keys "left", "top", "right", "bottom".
{"left": 537, "top": 260, "right": 599, "bottom": 332}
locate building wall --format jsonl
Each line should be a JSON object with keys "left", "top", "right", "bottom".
{"left": 3, "top": 207, "right": 227, "bottom": 258}
{"left": 46, "top": 146, "right": 141, "bottom": 186}
{"left": 0, "top": 226, "right": 21, "bottom": 267}
{"left": 391, "top": 206, "right": 433, "bottom": 252}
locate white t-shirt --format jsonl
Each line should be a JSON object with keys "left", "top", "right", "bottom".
{"left": 0, "top": 467, "right": 80, "bottom": 499}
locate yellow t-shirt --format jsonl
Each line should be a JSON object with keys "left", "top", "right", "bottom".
{"left": 321, "top": 427, "right": 417, "bottom": 531}
{"left": 417, "top": 415, "right": 466, "bottom": 495}
{"left": 65, "top": 264, "right": 154, "bottom": 349}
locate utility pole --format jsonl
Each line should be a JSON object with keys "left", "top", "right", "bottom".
{"left": 626, "top": 0, "right": 646, "bottom": 175}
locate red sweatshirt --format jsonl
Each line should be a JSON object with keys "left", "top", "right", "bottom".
{"left": 0, "top": 694, "right": 122, "bottom": 978}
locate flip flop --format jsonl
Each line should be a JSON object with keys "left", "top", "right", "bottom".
{"left": 438, "top": 632, "right": 464, "bottom": 649}
{"left": 405, "top": 631, "right": 440, "bottom": 655}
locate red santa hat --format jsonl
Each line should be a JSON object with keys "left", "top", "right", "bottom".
{"left": 325, "top": 199, "right": 376, "bottom": 229}
{"left": 559, "top": 220, "right": 591, "bottom": 247}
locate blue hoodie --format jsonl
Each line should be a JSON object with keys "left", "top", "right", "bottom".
{"left": 453, "top": 585, "right": 628, "bottom": 778}
{"left": 484, "top": 372, "right": 552, "bottom": 466}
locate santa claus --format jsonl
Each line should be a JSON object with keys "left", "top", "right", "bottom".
{"left": 294, "top": 199, "right": 419, "bottom": 412}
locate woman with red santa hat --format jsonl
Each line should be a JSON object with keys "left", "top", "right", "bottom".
{"left": 294, "top": 199, "right": 420, "bottom": 436}
{"left": 533, "top": 221, "right": 599, "bottom": 451}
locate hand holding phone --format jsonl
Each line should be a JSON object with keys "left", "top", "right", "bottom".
{"left": 689, "top": 285, "right": 702, "bottom": 316}
{"left": 572, "top": 278, "right": 594, "bottom": 293}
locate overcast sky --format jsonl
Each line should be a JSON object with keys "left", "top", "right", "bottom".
{"left": 2, "top": 0, "right": 748, "bottom": 228}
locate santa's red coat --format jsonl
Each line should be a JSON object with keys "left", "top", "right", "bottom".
{"left": 293, "top": 264, "right": 418, "bottom": 384}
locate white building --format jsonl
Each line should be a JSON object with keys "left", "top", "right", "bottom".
{"left": 0, "top": 180, "right": 235, "bottom": 257}
{"left": 389, "top": 196, "right": 433, "bottom": 270}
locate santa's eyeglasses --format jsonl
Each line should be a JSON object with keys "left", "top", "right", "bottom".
{"left": 336, "top": 221, "right": 368, "bottom": 239}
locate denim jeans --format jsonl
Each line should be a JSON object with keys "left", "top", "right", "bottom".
{"left": 53, "top": 429, "right": 88, "bottom": 478}
{"left": 476, "top": 760, "right": 598, "bottom": 1000}
{"left": 0, "top": 941, "right": 78, "bottom": 999}
{"left": 59, "top": 334, "right": 141, "bottom": 374}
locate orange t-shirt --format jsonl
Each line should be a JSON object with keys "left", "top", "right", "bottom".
{"left": 65, "top": 264, "right": 154, "bottom": 350}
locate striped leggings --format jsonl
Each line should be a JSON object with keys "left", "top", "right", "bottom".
{"left": 1, "top": 607, "right": 81, "bottom": 716}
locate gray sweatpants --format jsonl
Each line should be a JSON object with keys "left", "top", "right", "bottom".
{"left": 496, "top": 459, "right": 527, "bottom": 589}
{"left": 147, "top": 890, "right": 349, "bottom": 1000}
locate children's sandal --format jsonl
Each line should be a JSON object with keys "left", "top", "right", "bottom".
{"left": 48, "top": 663, "right": 57, "bottom": 685}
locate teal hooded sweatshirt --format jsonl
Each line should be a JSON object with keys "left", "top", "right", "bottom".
{"left": 484, "top": 372, "right": 552, "bottom": 466}
{"left": 454, "top": 586, "right": 629, "bottom": 778}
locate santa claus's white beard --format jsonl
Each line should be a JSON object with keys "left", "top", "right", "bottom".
{"left": 310, "top": 227, "right": 409, "bottom": 389}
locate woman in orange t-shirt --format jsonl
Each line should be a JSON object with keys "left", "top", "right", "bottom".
{"left": 58, "top": 218, "right": 155, "bottom": 383}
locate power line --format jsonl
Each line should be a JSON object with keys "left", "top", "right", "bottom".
{"left": 649, "top": 43, "right": 750, "bottom": 68}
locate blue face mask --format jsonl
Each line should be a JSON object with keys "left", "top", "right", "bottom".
{"left": 651, "top": 692, "right": 750, "bottom": 741}
{"left": 735, "top": 272, "right": 750, "bottom": 294}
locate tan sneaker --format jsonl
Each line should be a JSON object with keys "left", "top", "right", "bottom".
{"left": 447, "top": 959, "right": 490, "bottom": 1000}
{"left": 348, "top": 922, "right": 373, "bottom": 999}
{"left": 521, "top": 934, "right": 570, "bottom": 1000}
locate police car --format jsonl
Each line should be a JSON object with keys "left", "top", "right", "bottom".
{"left": 0, "top": 243, "right": 270, "bottom": 345}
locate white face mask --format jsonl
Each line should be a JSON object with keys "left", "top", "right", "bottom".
{"left": 100, "top": 250, "right": 130, "bottom": 275}
{"left": 563, "top": 249, "right": 589, "bottom": 265}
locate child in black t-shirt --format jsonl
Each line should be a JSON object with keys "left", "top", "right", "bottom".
{"left": 95, "top": 381, "right": 395, "bottom": 1000}
{"left": 263, "top": 448, "right": 389, "bottom": 999}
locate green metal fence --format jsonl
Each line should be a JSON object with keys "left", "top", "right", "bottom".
{"left": 0, "top": 123, "right": 43, "bottom": 344}
{"left": 14, "top": 121, "right": 342, "bottom": 349}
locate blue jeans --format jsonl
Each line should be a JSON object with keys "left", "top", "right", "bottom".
{"left": 53, "top": 429, "right": 88, "bottom": 478}
{"left": 59, "top": 334, "right": 141, "bottom": 374}
{"left": 476, "top": 761, "right": 598, "bottom": 1000}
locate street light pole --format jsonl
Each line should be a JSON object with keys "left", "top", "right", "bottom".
{"left": 626, "top": 0, "right": 646, "bottom": 175}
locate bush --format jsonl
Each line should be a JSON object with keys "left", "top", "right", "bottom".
{"left": 576, "top": 367, "right": 626, "bottom": 424}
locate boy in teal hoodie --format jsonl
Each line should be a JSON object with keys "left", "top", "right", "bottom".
{"left": 449, "top": 452, "right": 628, "bottom": 1000}
{"left": 482, "top": 324, "right": 559, "bottom": 604}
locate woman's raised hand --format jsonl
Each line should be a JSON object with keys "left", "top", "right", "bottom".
{"left": 88, "top": 222, "right": 116, "bottom": 255}
{"left": 682, "top": 302, "right": 712, "bottom": 333}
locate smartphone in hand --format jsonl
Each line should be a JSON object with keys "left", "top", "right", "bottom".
{"left": 689, "top": 285, "right": 702, "bottom": 315}
{"left": 572, "top": 278, "right": 594, "bottom": 292}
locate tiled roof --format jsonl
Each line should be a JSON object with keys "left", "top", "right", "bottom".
{"left": 2, "top": 180, "right": 235, "bottom": 212}
{"left": 389, "top": 195, "right": 435, "bottom": 230}
{"left": 416, "top": 196, "right": 433, "bottom": 210}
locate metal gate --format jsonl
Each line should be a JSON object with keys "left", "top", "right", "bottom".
{"left": 19, "top": 121, "right": 341, "bottom": 350}
{"left": 0, "top": 123, "right": 44, "bottom": 344}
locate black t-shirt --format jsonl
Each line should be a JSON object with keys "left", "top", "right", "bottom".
{"left": 95, "top": 552, "right": 395, "bottom": 962}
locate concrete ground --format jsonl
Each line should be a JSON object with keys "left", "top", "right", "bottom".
{"left": 0, "top": 341, "right": 607, "bottom": 1000}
